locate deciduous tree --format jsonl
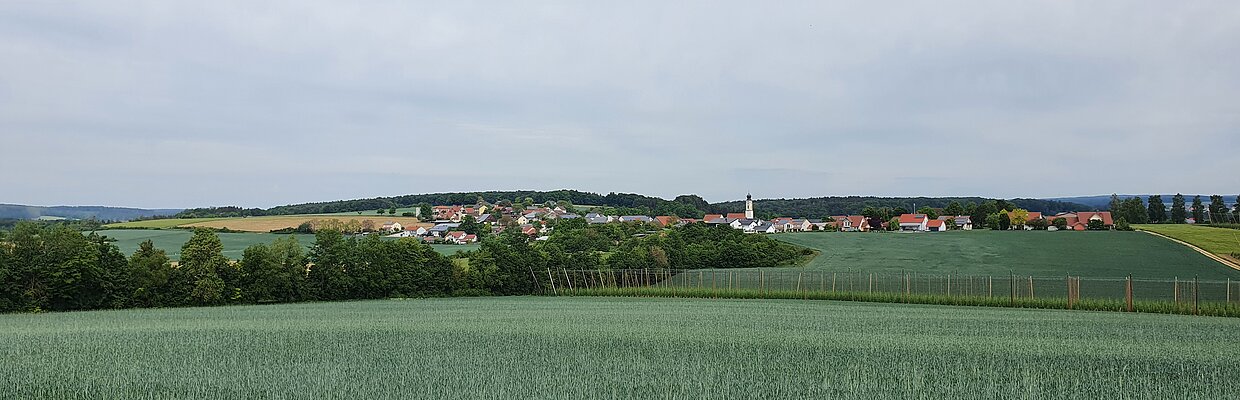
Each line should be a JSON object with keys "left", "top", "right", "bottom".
{"left": 1171, "top": 194, "right": 1187, "bottom": 224}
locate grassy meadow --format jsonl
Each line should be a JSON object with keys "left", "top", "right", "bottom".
{"left": 103, "top": 215, "right": 429, "bottom": 232}
{"left": 773, "top": 230, "right": 1239, "bottom": 279}
{"left": 1134, "top": 224, "right": 1240, "bottom": 262}
{"left": 2, "top": 297, "right": 1238, "bottom": 399}
{"left": 93, "top": 229, "right": 478, "bottom": 260}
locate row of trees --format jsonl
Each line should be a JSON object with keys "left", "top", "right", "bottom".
{"left": 0, "top": 220, "right": 806, "bottom": 313}
{"left": 1110, "top": 194, "right": 1240, "bottom": 225}
{"left": 0, "top": 224, "right": 459, "bottom": 312}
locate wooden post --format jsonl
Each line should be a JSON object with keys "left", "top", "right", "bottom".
{"left": 564, "top": 269, "right": 574, "bottom": 291}
{"left": 1010, "top": 273, "right": 1015, "bottom": 305}
{"left": 947, "top": 274, "right": 951, "bottom": 296}
{"left": 1028, "top": 276, "right": 1035, "bottom": 299}
{"left": 797, "top": 272, "right": 803, "bottom": 298}
{"left": 868, "top": 273, "right": 873, "bottom": 293}
{"left": 1174, "top": 277, "right": 1179, "bottom": 306}
{"left": 1194, "top": 275, "right": 1199, "bottom": 316}
{"left": 832, "top": 272, "right": 836, "bottom": 293}
{"left": 1125, "top": 275, "right": 1133, "bottom": 312}
{"left": 1066, "top": 275, "right": 1072, "bottom": 309}
{"left": 1229, "top": 278, "right": 1232, "bottom": 303}
{"left": 988, "top": 276, "right": 992, "bottom": 298}
{"left": 761, "top": 270, "right": 765, "bottom": 293}
{"left": 547, "top": 268, "right": 558, "bottom": 295}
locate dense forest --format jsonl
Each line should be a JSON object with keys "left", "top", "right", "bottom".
{"left": 0, "top": 221, "right": 806, "bottom": 313}
{"left": 175, "top": 190, "right": 1094, "bottom": 220}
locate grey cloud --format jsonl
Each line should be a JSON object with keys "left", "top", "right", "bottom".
{"left": 1, "top": 1, "right": 1238, "bottom": 208}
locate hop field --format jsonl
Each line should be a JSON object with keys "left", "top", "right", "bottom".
{"left": 2, "top": 297, "right": 1238, "bottom": 399}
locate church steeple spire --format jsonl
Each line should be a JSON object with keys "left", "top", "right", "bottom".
{"left": 745, "top": 193, "right": 754, "bottom": 219}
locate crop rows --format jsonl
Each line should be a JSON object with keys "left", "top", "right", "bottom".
{"left": 2, "top": 297, "right": 1239, "bottom": 399}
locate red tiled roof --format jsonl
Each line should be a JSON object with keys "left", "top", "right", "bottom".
{"left": 847, "top": 216, "right": 866, "bottom": 228}
{"left": 725, "top": 213, "right": 748, "bottom": 220}
{"left": 898, "top": 214, "right": 927, "bottom": 224}
{"left": 654, "top": 216, "right": 675, "bottom": 227}
{"left": 1076, "top": 211, "right": 1114, "bottom": 225}
{"left": 927, "top": 220, "right": 944, "bottom": 228}
{"left": 703, "top": 214, "right": 723, "bottom": 221}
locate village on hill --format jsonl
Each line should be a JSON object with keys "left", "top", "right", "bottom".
{"left": 384, "top": 193, "right": 1119, "bottom": 244}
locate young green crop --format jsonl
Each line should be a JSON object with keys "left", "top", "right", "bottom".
{"left": 2, "top": 297, "right": 1238, "bottom": 399}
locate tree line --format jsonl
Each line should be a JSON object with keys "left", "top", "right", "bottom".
{"left": 1108, "top": 194, "right": 1240, "bottom": 225}
{"left": 0, "top": 221, "right": 804, "bottom": 313}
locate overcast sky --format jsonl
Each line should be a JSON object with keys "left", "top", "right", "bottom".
{"left": 1, "top": 1, "right": 1237, "bottom": 208}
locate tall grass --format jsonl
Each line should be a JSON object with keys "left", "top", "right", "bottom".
{"left": 3, "top": 297, "right": 1239, "bottom": 399}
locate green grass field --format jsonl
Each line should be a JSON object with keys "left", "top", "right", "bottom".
{"left": 773, "top": 231, "right": 1240, "bottom": 279}
{"left": 1134, "top": 224, "right": 1240, "bottom": 260}
{"left": 1, "top": 297, "right": 1237, "bottom": 398}
{"left": 104, "top": 217, "right": 227, "bottom": 229}
{"left": 93, "top": 229, "right": 479, "bottom": 260}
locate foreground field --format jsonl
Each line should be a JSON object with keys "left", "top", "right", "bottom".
{"left": 775, "top": 231, "right": 1239, "bottom": 279}
{"left": 1, "top": 297, "right": 1237, "bottom": 399}
{"left": 93, "top": 229, "right": 478, "bottom": 260}
{"left": 1135, "top": 224, "right": 1240, "bottom": 264}
{"left": 105, "top": 215, "right": 430, "bottom": 232}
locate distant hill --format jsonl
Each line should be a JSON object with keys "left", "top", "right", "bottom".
{"left": 176, "top": 190, "right": 1092, "bottom": 220}
{"left": 712, "top": 196, "right": 1091, "bottom": 218}
{"left": 1046, "top": 195, "right": 1240, "bottom": 210}
{"left": 0, "top": 204, "right": 182, "bottom": 221}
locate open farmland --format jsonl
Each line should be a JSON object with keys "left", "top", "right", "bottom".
{"left": 105, "top": 217, "right": 228, "bottom": 229}
{"left": 1135, "top": 224, "right": 1240, "bottom": 265}
{"left": 93, "top": 229, "right": 478, "bottom": 260}
{"left": 774, "top": 231, "right": 1240, "bottom": 279}
{"left": 1, "top": 297, "right": 1238, "bottom": 399}
{"left": 105, "top": 215, "right": 430, "bottom": 232}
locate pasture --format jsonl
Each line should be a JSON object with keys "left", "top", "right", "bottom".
{"left": 104, "top": 215, "right": 430, "bottom": 232}
{"left": 773, "top": 231, "right": 1239, "bottom": 279}
{"left": 1, "top": 297, "right": 1237, "bottom": 399}
{"left": 1135, "top": 224, "right": 1240, "bottom": 263}
{"left": 93, "top": 229, "right": 478, "bottom": 260}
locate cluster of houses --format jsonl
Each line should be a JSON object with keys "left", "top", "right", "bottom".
{"left": 367, "top": 195, "right": 1119, "bottom": 242}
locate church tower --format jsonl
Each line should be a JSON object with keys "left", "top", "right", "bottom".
{"left": 745, "top": 193, "right": 754, "bottom": 219}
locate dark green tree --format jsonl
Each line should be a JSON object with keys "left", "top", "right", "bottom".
{"left": 972, "top": 202, "right": 997, "bottom": 229}
{"left": 1052, "top": 217, "right": 1068, "bottom": 230}
{"left": 418, "top": 203, "right": 434, "bottom": 221}
{"left": 127, "top": 240, "right": 172, "bottom": 308}
{"left": 174, "top": 229, "right": 229, "bottom": 306}
{"left": 1108, "top": 194, "right": 1121, "bottom": 211}
{"left": 307, "top": 229, "right": 354, "bottom": 300}
{"left": 1171, "top": 193, "right": 1187, "bottom": 224}
{"left": 943, "top": 201, "right": 963, "bottom": 217}
{"left": 995, "top": 213, "right": 1011, "bottom": 230}
{"left": 1191, "top": 195, "right": 1205, "bottom": 223}
{"left": 1147, "top": 195, "right": 1166, "bottom": 223}
{"left": 1208, "top": 195, "right": 1226, "bottom": 222}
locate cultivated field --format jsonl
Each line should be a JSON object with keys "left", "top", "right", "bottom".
{"left": 774, "top": 231, "right": 1239, "bottom": 279}
{"left": 1, "top": 297, "right": 1237, "bottom": 399}
{"left": 1135, "top": 224, "right": 1240, "bottom": 264}
{"left": 105, "top": 215, "right": 430, "bottom": 232}
{"left": 94, "top": 229, "right": 478, "bottom": 260}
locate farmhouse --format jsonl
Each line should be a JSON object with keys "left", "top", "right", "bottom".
{"left": 380, "top": 221, "right": 403, "bottom": 232}
{"left": 898, "top": 214, "right": 929, "bottom": 231}
{"left": 938, "top": 215, "right": 972, "bottom": 230}
{"left": 1051, "top": 211, "right": 1114, "bottom": 231}
{"left": 831, "top": 215, "right": 870, "bottom": 232}
{"left": 444, "top": 231, "right": 477, "bottom": 244}
{"left": 926, "top": 219, "right": 947, "bottom": 232}
{"left": 428, "top": 223, "right": 460, "bottom": 237}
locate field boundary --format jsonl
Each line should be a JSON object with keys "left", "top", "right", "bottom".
{"left": 1140, "top": 230, "right": 1240, "bottom": 271}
